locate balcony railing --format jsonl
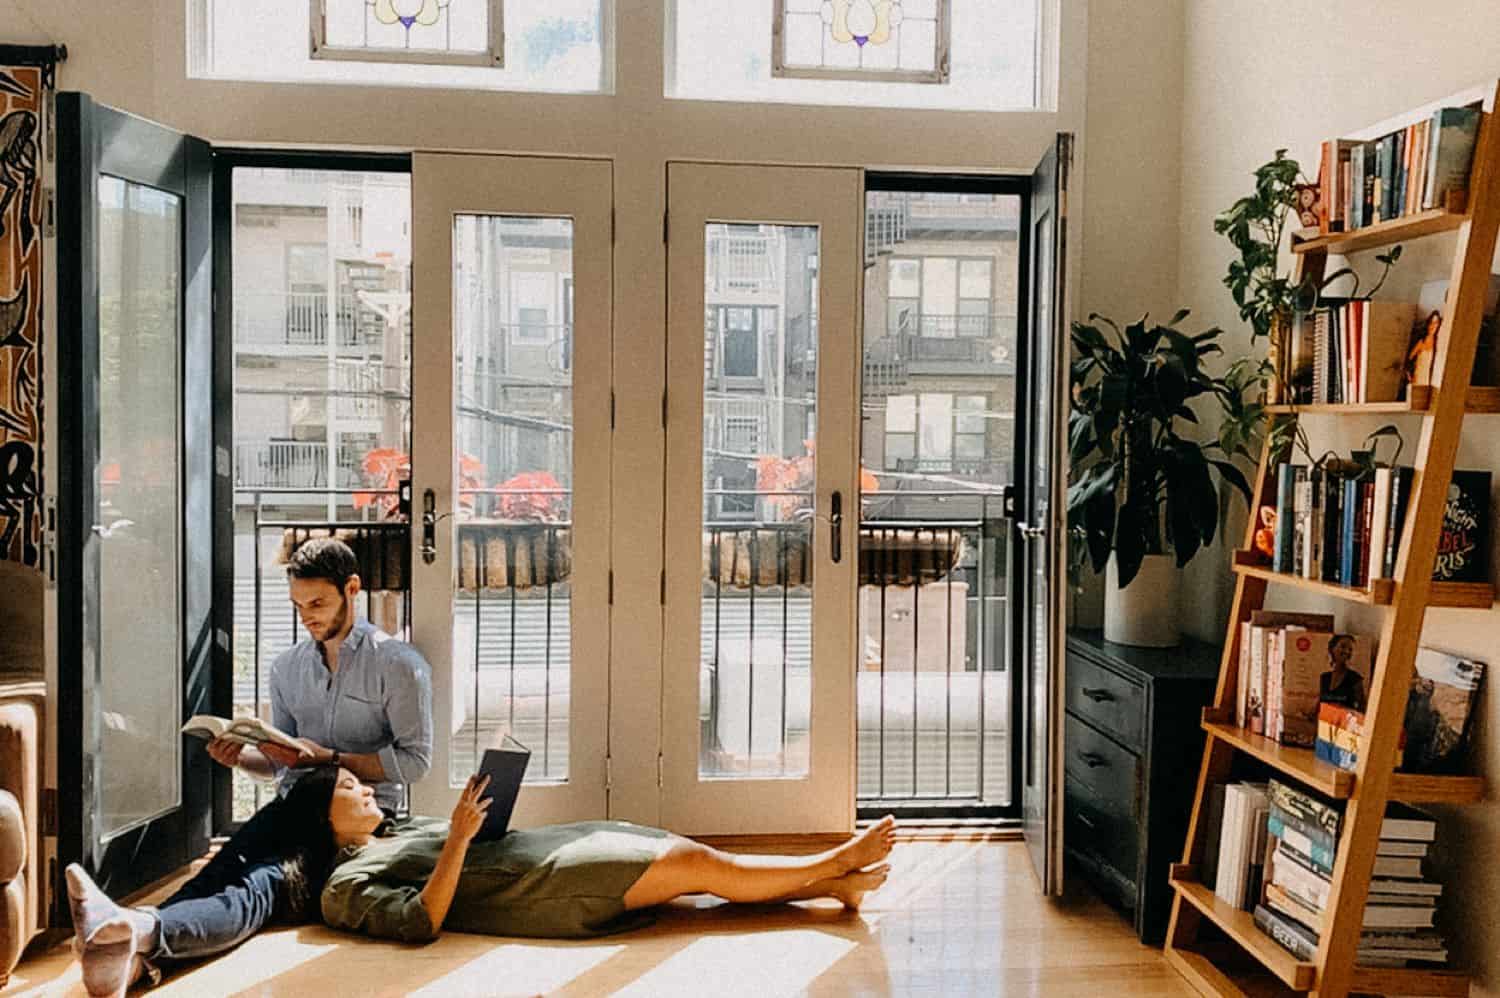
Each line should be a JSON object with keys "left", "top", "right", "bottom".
{"left": 233, "top": 440, "right": 364, "bottom": 489}
{"left": 235, "top": 486, "right": 1010, "bottom": 813}
{"left": 234, "top": 291, "right": 378, "bottom": 350}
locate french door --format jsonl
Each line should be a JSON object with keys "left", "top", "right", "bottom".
{"left": 409, "top": 154, "right": 612, "bottom": 824}
{"left": 661, "top": 163, "right": 862, "bottom": 835}
{"left": 1017, "top": 134, "right": 1071, "bottom": 894}
{"left": 54, "top": 94, "right": 215, "bottom": 897}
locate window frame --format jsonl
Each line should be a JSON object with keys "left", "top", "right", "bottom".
{"left": 309, "top": 0, "right": 506, "bottom": 68}
{"left": 769, "top": 0, "right": 952, "bottom": 85}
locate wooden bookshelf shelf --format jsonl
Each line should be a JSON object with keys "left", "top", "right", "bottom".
{"left": 1264, "top": 385, "right": 1500, "bottom": 414}
{"left": 1204, "top": 716, "right": 1485, "bottom": 804}
{"left": 1203, "top": 720, "right": 1355, "bottom": 799}
{"left": 1169, "top": 877, "right": 1317, "bottom": 990}
{"left": 1347, "top": 967, "right": 1471, "bottom": 997}
{"left": 1291, "top": 207, "right": 1467, "bottom": 255}
{"left": 1230, "top": 552, "right": 1496, "bottom": 608}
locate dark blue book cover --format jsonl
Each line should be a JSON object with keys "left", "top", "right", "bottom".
{"left": 1394, "top": 127, "right": 1407, "bottom": 217}
{"left": 1322, "top": 470, "right": 1344, "bottom": 581}
{"left": 1341, "top": 477, "right": 1363, "bottom": 585}
{"left": 1434, "top": 469, "right": 1491, "bottom": 582}
{"left": 1316, "top": 739, "right": 1359, "bottom": 772}
{"left": 1275, "top": 464, "right": 1301, "bottom": 573}
{"left": 1383, "top": 466, "right": 1415, "bottom": 577}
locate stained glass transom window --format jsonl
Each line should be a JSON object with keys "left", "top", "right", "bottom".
{"left": 773, "top": 0, "right": 949, "bottom": 83}
{"left": 312, "top": 0, "right": 504, "bottom": 66}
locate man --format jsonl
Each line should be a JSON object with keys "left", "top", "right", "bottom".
{"left": 66, "top": 537, "right": 433, "bottom": 992}
{"left": 213, "top": 536, "right": 432, "bottom": 815}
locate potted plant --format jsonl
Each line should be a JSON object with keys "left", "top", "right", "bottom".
{"left": 1068, "top": 311, "right": 1254, "bottom": 647}
{"left": 1215, "top": 150, "right": 1400, "bottom": 402}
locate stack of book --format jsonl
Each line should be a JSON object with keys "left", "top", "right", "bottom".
{"left": 1284, "top": 300, "right": 1418, "bottom": 405}
{"left": 1235, "top": 611, "right": 1372, "bottom": 744}
{"left": 1209, "top": 781, "right": 1270, "bottom": 911}
{"left": 1318, "top": 104, "right": 1482, "bottom": 234}
{"left": 1254, "top": 781, "right": 1447, "bottom": 967}
{"left": 1269, "top": 462, "right": 1489, "bottom": 588}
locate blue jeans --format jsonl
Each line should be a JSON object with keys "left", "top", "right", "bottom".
{"left": 149, "top": 798, "right": 295, "bottom": 963}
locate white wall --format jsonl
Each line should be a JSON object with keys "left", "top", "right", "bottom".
{"left": 1176, "top": 3, "right": 1500, "bottom": 991}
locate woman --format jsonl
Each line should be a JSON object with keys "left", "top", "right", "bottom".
{"left": 1318, "top": 633, "right": 1367, "bottom": 710}
{"left": 67, "top": 767, "right": 896, "bottom": 996}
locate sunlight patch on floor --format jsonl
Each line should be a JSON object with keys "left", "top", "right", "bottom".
{"left": 610, "top": 929, "right": 856, "bottom": 998}
{"left": 406, "top": 941, "right": 626, "bottom": 997}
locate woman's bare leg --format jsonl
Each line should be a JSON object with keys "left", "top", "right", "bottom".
{"left": 622, "top": 816, "right": 896, "bottom": 910}
{"left": 763, "top": 864, "right": 891, "bottom": 910}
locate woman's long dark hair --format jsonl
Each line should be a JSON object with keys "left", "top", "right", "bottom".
{"left": 276, "top": 766, "right": 342, "bottom": 920}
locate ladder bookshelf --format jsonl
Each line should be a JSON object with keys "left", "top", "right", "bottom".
{"left": 1163, "top": 80, "right": 1500, "bottom": 998}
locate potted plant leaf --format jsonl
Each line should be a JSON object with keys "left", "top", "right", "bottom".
{"left": 1215, "top": 150, "right": 1401, "bottom": 402}
{"left": 1068, "top": 311, "right": 1254, "bottom": 647}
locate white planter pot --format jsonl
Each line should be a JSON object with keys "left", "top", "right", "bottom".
{"left": 1104, "top": 552, "right": 1182, "bottom": 648}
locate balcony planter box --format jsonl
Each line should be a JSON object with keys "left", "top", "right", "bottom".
{"left": 277, "top": 525, "right": 410, "bottom": 591}
{"left": 456, "top": 521, "right": 573, "bottom": 591}
{"left": 703, "top": 526, "right": 963, "bottom": 589}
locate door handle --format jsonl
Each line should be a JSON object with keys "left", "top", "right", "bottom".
{"left": 830, "top": 490, "right": 843, "bottom": 564}
{"left": 1018, "top": 522, "right": 1046, "bottom": 540}
{"left": 1078, "top": 751, "right": 1107, "bottom": 769}
{"left": 421, "top": 489, "right": 437, "bottom": 564}
{"left": 1081, "top": 687, "right": 1115, "bottom": 703}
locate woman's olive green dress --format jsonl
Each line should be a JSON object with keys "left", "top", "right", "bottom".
{"left": 321, "top": 818, "right": 673, "bottom": 942}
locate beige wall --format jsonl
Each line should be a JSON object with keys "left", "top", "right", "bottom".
{"left": 1176, "top": 3, "right": 1500, "bottom": 991}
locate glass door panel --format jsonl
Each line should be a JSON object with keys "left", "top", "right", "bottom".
{"left": 450, "top": 213, "right": 575, "bottom": 785}
{"left": 411, "top": 155, "right": 611, "bottom": 825}
{"left": 664, "top": 163, "right": 860, "bottom": 836}
{"left": 96, "top": 176, "right": 184, "bottom": 835}
{"left": 699, "top": 222, "right": 818, "bottom": 781}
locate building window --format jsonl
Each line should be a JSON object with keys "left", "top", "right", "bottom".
{"left": 721, "top": 307, "right": 760, "bottom": 378}
{"left": 884, "top": 392, "right": 987, "bottom": 471}
{"left": 192, "top": 0, "right": 606, "bottom": 93}
{"left": 772, "top": 0, "right": 950, "bottom": 84}
{"left": 888, "top": 255, "right": 993, "bottom": 339}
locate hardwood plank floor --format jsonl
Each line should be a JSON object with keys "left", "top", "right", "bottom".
{"left": 8, "top": 836, "right": 1192, "bottom": 997}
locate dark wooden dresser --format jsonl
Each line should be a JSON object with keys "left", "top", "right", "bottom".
{"left": 1063, "top": 629, "right": 1220, "bottom": 945}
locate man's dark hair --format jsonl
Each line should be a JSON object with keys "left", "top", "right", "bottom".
{"left": 287, "top": 537, "right": 360, "bottom": 593}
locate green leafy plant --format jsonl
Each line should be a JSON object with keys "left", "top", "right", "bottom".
{"left": 1215, "top": 150, "right": 1402, "bottom": 397}
{"left": 1067, "top": 311, "right": 1255, "bottom": 589}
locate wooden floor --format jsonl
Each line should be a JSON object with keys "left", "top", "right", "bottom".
{"left": 6, "top": 835, "right": 1193, "bottom": 997}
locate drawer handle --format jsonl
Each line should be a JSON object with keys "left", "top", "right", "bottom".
{"left": 1081, "top": 686, "right": 1115, "bottom": 703}
{"left": 1078, "top": 751, "right": 1107, "bottom": 769}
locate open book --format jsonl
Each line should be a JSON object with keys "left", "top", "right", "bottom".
{"left": 181, "top": 715, "right": 303, "bottom": 752}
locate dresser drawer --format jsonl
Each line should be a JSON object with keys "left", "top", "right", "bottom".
{"left": 1066, "top": 651, "right": 1146, "bottom": 751}
{"left": 1065, "top": 773, "right": 1140, "bottom": 888}
{"left": 1064, "top": 715, "right": 1140, "bottom": 813}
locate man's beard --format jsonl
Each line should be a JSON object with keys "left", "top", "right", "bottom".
{"left": 314, "top": 596, "right": 351, "bottom": 641}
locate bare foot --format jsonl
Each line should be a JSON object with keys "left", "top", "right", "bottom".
{"left": 830, "top": 862, "right": 890, "bottom": 910}
{"left": 836, "top": 815, "right": 896, "bottom": 874}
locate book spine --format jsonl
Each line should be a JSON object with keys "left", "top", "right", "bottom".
{"left": 1322, "top": 470, "right": 1343, "bottom": 582}
{"left": 1384, "top": 467, "right": 1412, "bottom": 577}
{"left": 1266, "top": 883, "right": 1326, "bottom": 935}
{"left": 1237, "top": 621, "right": 1252, "bottom": 727}
{"left": 1249, "top": 626, "right": 1267, "bottom": 735}
{"left": 1269, "top": 780, "right": 1342, "bottom": 838}
{"left": 1304, "top": 468, "right": 1324, "bottom": 579}
{"left": 1316, "top": 739, "right": 1359, "bottom": 771}
{"left": 1358, "top": 479, "right": 1375, "bottom": 587}
{"left": 1274, "top": 464, "right": 1297, "bottom": 574}
{"left": 1268, "top": 805, "right": 1338, "bottom": 864}
{"left": 1368, "top": 468, "right": 1392, "bottom": 582}
{"left": 1267, "top": 631, "right": 1283, "bottom": 742}
{"left": 1292, "top": 467, "right": 1310, "bottom": 576}
{"left": 1255, "top": 905, "right": 1320, "bottom": 960}
{"left": 1341, "top": 478, "right": 1360, "bottom": 586}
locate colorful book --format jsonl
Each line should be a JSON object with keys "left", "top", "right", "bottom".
{"left": 1433, "top": 470, "right": 1490, "bottom": 582}
{"left": 1402, "top": 648, "right": 1485, "bottom": 773}
{"left": 1382, "top": 466, "right": 1415, "bottom": 577}
{"left": 1267, "top": 812, "right": 1335, "bottom": 875}
{"left": 1424, "top": 105, "right": 1483, "bottom": 210}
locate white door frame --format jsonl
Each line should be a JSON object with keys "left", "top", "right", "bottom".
{"left": 660, "top": 161, "right": 862, "bottom": 836}
{"left": 410, "top": 152, "right": 613, "bottom": 825}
